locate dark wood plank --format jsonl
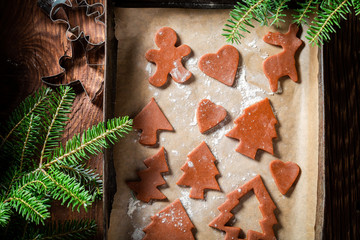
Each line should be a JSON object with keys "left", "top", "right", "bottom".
{"left": 323, "top": 11, "right": 360, "bottom": 240}
{"left": 0, "top": 0, "right": 105, "bottom": 239}
{"left": 112, "top": 0, "right": 237, "bottom": 8}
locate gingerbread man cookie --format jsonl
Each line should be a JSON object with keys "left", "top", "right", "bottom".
{"left": 146, "top": 27, "right": 192, "bottom": 87}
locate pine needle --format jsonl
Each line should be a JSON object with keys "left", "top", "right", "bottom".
{"left": 0, "top": 86, "right": 132, "bottom": 236}
{"left": 307, "top": 0, "right": 352, "bottom": 45}
{"left": 0, "top": 87, "right": 52, "bottom": 147}
{"left": 269, "top": 0, "right": 291, "bottom": 26}
{"left": 223, "top": 0, "right": 269, "bottom": 44}
{"left": 39, "top": 86, "right": 75, "bottom": 166}
{"left": 354, "top": 0, "right": 360, "bottom": 14}
{"left": 28, "top": 219, "right": 97, "bottom": 240}
{"left": 293, "top": 0, "right": 320, "bottom": 25}
{"left": 43, "top": 116, "right": 132, "bottom": 169}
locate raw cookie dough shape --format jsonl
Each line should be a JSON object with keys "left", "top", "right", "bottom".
{"left": 145, "top": 27, "right": 192, "bottom": 87}
{"left": 198, "top": 45, "right": 240, "bottom": 86}
{"left": 269, "top": 159, "right": 300, "bottom": 195}
{"left": 143, "top": 199, "right": 195, "bottom": 240}
{"left": 133, "top": 98, "right": 174, "bottom": 146}
{"left": 127, "top": 147, "right": 169, "bottom": 202}
{"left": 176, "top": 141, "right": 221, "bottom": 199}
{"left": 196, "top": 99, "right": 227, "bottom": 133}
{"left": 226, "top": 98, "right": 277, "bottom": 160}
{"left": 209, "top": 175, "right": 277, "bottom": 240}
{"left": 262, "top": 23, "right": 303, "bottom": 92}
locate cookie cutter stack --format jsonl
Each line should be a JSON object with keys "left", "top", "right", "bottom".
{"left": 38, "top": 0, "right": 105, "bottom": 102}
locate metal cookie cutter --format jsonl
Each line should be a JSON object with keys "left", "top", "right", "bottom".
{"left": 38, "top": 0, "right": 105, "bottom": 102}
{"left": 41, "top": 36, "right": 104, "bottom": 102}
{"left": 39, "top": 0, "right": 105, "bottom": 46}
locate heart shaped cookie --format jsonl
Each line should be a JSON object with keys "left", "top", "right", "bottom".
{"left": 196, "top": 99, "right": 227, "bottom": 133}
{"left": 270, "top": 160, "right": 300, "bottom": 195}
{"left": 198, "top": 45, "right": 239, "bottom": 86}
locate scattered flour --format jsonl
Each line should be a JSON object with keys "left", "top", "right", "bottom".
{"left": 145, "top": 62, "right": 153, "bottom": 76}
{"left": 175, "top": 82, "right": 186, "bottom": 89}
{"left": 131, "top": 228, "right": 145, "bottom": 240}
{"left": 127, "top": 198, "right": 141, "bottom": 218}
{"left": 189, "top": 109, "right": 197, "bottom": 126}
{"left": 170, "top": 61, "right": 191, "bottom": 83}
{"left": 179, "top": 191, "right": 193, "bottom": 217}
{"left": 248, "top": 39, "right": 258, "bottom": 49}
{"left": 185, "top": 57, "right": 198, "bottom": 72}
{"left": 261, "top": 52, "right": 269, "bottom": 59}
{"left": 172, "top": 150, "right": 179, "bottom": 156}
{"left": 211, "top": 125, "right": 230, "bottom": 146}
{"left": 187, "top": 161, "right": 194, "bottom": 168}
{"left": 235, "top": 66, "right": 265, "bottom": 112}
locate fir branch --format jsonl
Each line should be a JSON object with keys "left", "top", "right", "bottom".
{"left": 3, "top": 115, "right": 40, "bottom": 198}
{"left": 5, "top": 190, "right": 50, "bottom": 225}
{"left": 27, "top": 219, "right": 97, "bottom": 240}
{"left": 15, "top": 172, "right": 49, "bottom": 195}
{"left": 307, "top": 0, "right": 352, "bottom": 45}
{"left": 223, "top": 0, "right": 269, "bottom": 44}
{"left": 0, "top": 86, "right": 132, "bottom": 237}
{"left": 269, "top": 0, "right": 291, "bottom": 26}
{"left": 0, "top": 202, "right": 11, "bottom": 227}
{"left": 58, "top": 164, "right": 103, "bottom": 200}
{"left": 354, "top": 0, "right": 360, "bottom": 14}
{"left": 1, "top": 87, "right": 52, "bottom": 147}
{"left": 39, "top": 86, "right": 75, "bottom": 166}
{"left": 293, "top": 0, "right": 320, "bottom": 25}
{"left": 41, "top": 169, "right": 92, "bottom": 211}
{"left": 43, "top": 116, "right": 132, "bottom": 169}
{"left": 19, "top": 114, "right": 35, "bottom": 172}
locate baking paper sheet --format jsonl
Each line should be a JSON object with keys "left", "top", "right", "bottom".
{"left": 108, "top": 8, "right": 319, "bottom": 240}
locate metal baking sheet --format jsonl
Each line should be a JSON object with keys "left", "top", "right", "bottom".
{"left": 104, "top": 2, "right": 325, "bottom": 239}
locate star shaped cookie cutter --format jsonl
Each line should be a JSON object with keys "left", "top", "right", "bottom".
{"left": 48, "top": 0, "right": 105, "bottom": 46}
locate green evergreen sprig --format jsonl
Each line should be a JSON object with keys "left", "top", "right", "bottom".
{"left": 31, "top": 219, "right": 97, "bottom": 240}
{"left": 223, "top": 0, "right": 270, "bottom": 44}
{"left": 0, "top": 86, "right": 132, "bottom": 238}
{"left": 4, "top": 218, "right": 96, "bottom": 240}
{"left": 224, "top": 0, "right": 359, "bottom": 46}
{"left": 307, "top": 0, "right": 352, "bottom": 45}
{"left": 292, "top": 0, "right": 320, "bottom": 25}
{"left": 354, "top": 0, "right": 360, "bottom": 14}
{"left": 269, "top": 0, "right": 292, "bottom": 26}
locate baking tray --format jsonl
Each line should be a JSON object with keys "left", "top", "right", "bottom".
{"left": 104, "top": 0, "right": 325, "bottom": 239}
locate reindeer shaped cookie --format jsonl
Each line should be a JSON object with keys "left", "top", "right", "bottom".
{"left": 146, "top": 27, "right": 192, "bottom": 87}
{"left": 262, "top": 24, "right": 303, "bottom": 92}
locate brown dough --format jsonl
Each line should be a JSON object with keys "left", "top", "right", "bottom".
{"left": 196, "top": 99, "right": 227, "bottom": 133}
{"left": 143, "top": 199, "right": 195, "bottom": 240}
{"left": 176, "top": 141, "right": 220, "bottom": 199}
{"left": 262, "top": 23, "right": 303, "bottom": 92}
{"left": 226, "top": 98, "right": 277, "bottom": 159}
{"left": 198, "top": 45, "right": 239, "bottom": 86}
{"left": 209, "top": 175, "right": 277, "bottom": 240}
{"left": 270, "top": 159, "right": 300, "bottom": 195}
{"left": 133, "top": 97, "right": 174, "bottom": 146}
{"left": 145, "top": 27, "right": 192, "bottom": 87}
{"left": 127, "top": 147, "right": 169, "bottom": 202}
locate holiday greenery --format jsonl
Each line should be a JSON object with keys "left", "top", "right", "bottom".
{"left": 223, "top": 0, "right": 360, "bottom": 45}
{"left": 0, "top": 86, "right": 132, "bottom": 239}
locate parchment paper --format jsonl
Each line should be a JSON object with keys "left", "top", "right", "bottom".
{"left": 108, "top": 8, "right": 319, "bottom": 240}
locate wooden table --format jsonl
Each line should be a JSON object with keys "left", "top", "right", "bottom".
{"left": 0, "top": 0, "right": 358, "bottom": 239}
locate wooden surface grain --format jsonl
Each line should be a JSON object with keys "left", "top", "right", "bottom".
{"left": 323, "top": 11, "right": 360, "bottom": 240}
{"left": 0, "top": 0, "right": 105, "bottom": 239}
{"left": 1, "top": 0, "right": 359, "bottom": 239}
